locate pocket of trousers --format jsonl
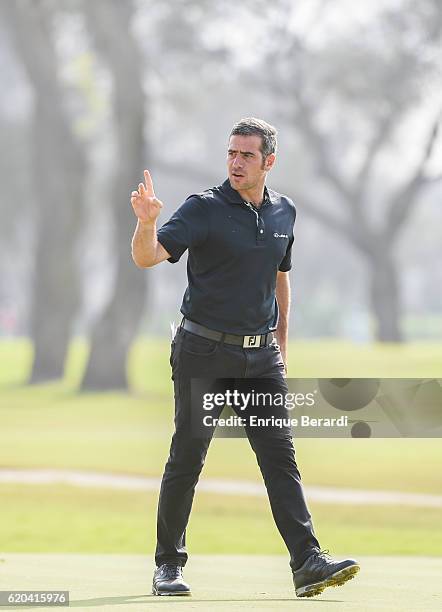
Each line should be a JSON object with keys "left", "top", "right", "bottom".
{"left": 170, "top": 340, "right": 179, "bottom": 380}
{"left": 180, "top": 332, "right": 219, "bottom": 357}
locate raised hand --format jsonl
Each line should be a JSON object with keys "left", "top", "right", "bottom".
{"left": 130, "top": 170, "right": 163, "bottom": 225}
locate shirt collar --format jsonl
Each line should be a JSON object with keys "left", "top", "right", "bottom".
{"left": 220, "top": 179, "right": 280, "bottom": 206}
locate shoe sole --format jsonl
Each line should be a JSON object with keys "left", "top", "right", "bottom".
{"left": 152, "top": 586, "right": 191, "bottom": 597}
{"left": 296, "top": 564, "right": 360, "bottom": 598}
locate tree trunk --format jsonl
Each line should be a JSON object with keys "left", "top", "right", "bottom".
{"left": 368, "top": 248, "right": 402, "bottom": 342}
{"left": 2, "top": 0, "right": 86, "bottom": 382}
{"left": 80, "top": 144, "right": 147, "bottom": 390}
{"left": 81, "top": 0, "right": 147, "bottom": 391}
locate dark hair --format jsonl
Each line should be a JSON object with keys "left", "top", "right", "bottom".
{"left": 230, "top": 117, "right": 278, "bottom": 158}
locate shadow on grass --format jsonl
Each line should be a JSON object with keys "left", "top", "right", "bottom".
{"left": 67, "top": 594, "right": 343, "bottom": 607}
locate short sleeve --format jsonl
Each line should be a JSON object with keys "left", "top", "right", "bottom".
{"left": 157, "top": 196, "right": 209, "bottom": 263}
{"left": 278, "top": 200, "right": 296, "bottom": 272}
{"left": 278, "top": 236, "right": 294, "bottom": 271}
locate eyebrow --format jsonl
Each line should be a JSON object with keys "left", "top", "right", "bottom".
{"left": 227, "top": 148, "right": 256, "bottom": 156}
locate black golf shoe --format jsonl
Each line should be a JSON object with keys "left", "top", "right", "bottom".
{"left": 152, "top": 564, "right": 191, "bottom": 596}
{"left": 293, "top": 549, "right": 360, "bottom": 598}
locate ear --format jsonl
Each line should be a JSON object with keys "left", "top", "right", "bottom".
{"left": 265, "top": 153, "right": 276, "bottom": 171}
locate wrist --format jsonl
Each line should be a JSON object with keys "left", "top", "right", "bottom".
{"left": 275, "top": 328, "right": 288, "bottom": 344}
{"left": 138, "top": 219, "right": 156, "bottom": 229}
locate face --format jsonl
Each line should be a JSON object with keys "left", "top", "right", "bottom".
{"left": 227, "top": 134, "right": 275, "bottom": 191}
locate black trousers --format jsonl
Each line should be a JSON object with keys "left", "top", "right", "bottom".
{"left": 155, "top": 327, "right": 320, "bottom": 570}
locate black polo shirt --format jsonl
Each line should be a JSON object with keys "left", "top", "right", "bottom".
{"left": 157, "top": 179, "right": 296, "bottom": 335}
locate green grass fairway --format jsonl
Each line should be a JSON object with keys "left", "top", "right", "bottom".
{"left": 1, "top": 339, "right": 442, "bottom": 558}
{"left": 2, "top": 484, "right": 442, "bottom": 556}
{"left": 0, "top": 554, "right": 441, "bottom": 611}
{"left": 1, "top": 339, "right": 442, "bottom": 494}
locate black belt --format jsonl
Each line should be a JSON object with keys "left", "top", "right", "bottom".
{"left": 181, "top": 318, "right": 274, "bottom": 348}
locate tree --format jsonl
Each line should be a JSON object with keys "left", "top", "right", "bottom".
{"left": 2, "top": 0, "right": 87, "bottom": 380}
{"left": 258, "top": 0, "right": 442, "bottom": 341}
{"left": 80, "top": 0, "right": 147, "bottom": 390}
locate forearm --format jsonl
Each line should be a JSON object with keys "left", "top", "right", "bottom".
{"left": 131, "top": 220, "right": 158, "bottom": 268}
{"left": 275, "top": 272, "right": 291, "bottom": 368}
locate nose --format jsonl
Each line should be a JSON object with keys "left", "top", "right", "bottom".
{"left": 232, "top": 155, "right": 242, "bottom": 168}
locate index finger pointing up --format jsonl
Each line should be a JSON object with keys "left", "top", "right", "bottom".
{"left": 144, "top": 169, "right": 155, "bottom": 197}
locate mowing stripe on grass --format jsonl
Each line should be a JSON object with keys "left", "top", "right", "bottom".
{"left": 1, "top": 468, "right": 442, "bottom": 507}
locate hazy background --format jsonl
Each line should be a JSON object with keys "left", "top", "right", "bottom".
{"left": 0, "top": 4, "right": 441, "bottom": 591}
{"left": 0, "top": 0, "right": 441, "bottom": 390}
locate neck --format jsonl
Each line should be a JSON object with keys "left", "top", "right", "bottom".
{"left": 236, "top": 183, "right": 266, "bottom": 208}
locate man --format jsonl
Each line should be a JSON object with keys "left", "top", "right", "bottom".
{"left": 130, "top": 118, "right": 360, "bottom": 598}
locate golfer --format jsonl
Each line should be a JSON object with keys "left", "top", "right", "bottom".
{"left": 131, "top": 118, "right": 360, "bottom": 598}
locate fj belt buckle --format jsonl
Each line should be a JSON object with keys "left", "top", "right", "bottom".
{"left": 243, "top": 334, "right": 261, "bottom": 348}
